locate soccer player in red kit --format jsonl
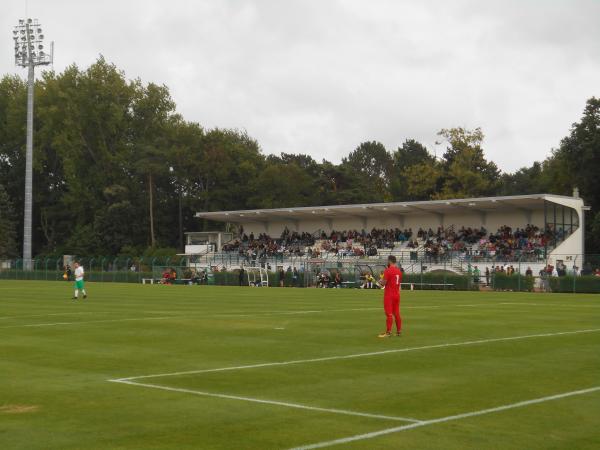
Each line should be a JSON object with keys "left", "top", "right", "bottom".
{"left": 378, "top": 255, "right": 402, "bottom": 338}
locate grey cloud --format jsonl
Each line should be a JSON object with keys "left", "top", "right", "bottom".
{"left": 2, "top": 0, "right": 599, "bottom": 172}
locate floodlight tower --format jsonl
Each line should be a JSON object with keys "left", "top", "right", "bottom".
{"left": 12, "top": 19, "right": 53, "bottom": 270}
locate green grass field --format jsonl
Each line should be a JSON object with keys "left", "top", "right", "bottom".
{"left": 1, "top": 281, "right": 599, "bottom": 450}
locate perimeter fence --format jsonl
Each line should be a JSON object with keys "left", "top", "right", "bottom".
{"left": 1, "top": 254, "right": 599, "bottom": 293}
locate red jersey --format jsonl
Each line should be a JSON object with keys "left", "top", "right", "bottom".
{"left": 383, "top": 266, "right": 402, "bottom": 297}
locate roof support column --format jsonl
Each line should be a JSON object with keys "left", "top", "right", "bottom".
{"left": 396, "top": 214, "right": 405, "bottom": 229}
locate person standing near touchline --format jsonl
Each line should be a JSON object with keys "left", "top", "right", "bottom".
{"left": 378, "top": 255, "right": 402, "bottom": 338}
{"left": 72, "top": 262, "right": 87, "bottom": 300}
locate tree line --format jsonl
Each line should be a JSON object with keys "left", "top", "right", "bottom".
{"left": 1, "top": 57, "right": 599, "bottom": 258}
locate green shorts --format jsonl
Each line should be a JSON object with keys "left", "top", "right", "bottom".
{"left": 74, "top": 280, "right": 85, "bottom": 290}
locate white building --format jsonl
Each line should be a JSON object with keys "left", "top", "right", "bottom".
{"left": 193, "top": 193, "right": 588, "bottom": 268}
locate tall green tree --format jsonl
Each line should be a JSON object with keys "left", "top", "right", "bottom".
{"left": 187, "top": 128, "right": 263, "bottom": 224}
{"left": 549, "top": 97, "right": 600, "bottom": 252}
{"left": 402, "top": 160, "right": 444, "bottom": 200}
{"left": 498, "top": 162, "right": 545, "bottom": 196}
{"left": 390, "top": 139, "right": 434, "bottom": 200}
{"left": 341, "top": 141, "right": 393, "bottom": 200}
{"left": 434, "top": 127, "right": 500, "bottom": 199}
{"left": 249, "top": 162, "right": 316, "bottom": 208}
{"left": 130, "top": 82, "right": 177, "bottom": 247}
{"left": 0, "top": 184, "right": 18, "bottom": 258}
{"left": 553, "top": 97, "right": 600, "bottom": 210}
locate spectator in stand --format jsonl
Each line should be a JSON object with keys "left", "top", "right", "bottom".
{"left": 220, "top": 223, "right": 556, "bottom": 265}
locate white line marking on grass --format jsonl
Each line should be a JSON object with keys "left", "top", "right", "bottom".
{"left": 0, "top": 311, "right": 105, "bottom": 320}
{"left": 0, "top": 315, "right": 180, "bottom": 329}
{"left": 289, "top": 385, "right": 600, "bottom": 449}
{"left": 0, "top": 307, "right": 381, "bottom": 329}
{"left": 0, "top": 304, "right": 479, "bottom": 329}
{"left": 109, "top": 379, "right": 422, "bottom": 424}
{"left": 218, "top": 307, "right": 382, "bottom": 318}
{"left": 3, "top": 301, "right": 595, "bottom": 330}
{"left": 114, "top": 328, "right": 600, "bottom": 381}
{"left": 499, "top": 302, "right": 600, "bottom": 308}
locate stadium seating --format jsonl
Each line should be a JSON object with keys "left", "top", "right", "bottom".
{"left": 217, "top": 224, "right": 558, "bottom": 267}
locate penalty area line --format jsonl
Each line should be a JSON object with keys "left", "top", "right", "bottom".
{"left": 289, "top": 385, "right": 600, "bottom": 449}
{"left": 109, "top": 379, "right": 421, "bottom": 424}
{"left": 114, "top": 327, "right": 600, "bottom": 381}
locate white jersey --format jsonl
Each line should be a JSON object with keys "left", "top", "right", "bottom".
{"left": 74, "top": 266, "right": 84, "bottom": 281}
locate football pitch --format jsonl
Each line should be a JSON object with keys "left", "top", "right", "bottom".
{"left": 1, "top": 281, "right": 599, "bottom": 450}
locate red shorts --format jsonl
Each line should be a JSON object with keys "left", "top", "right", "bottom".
{"left": 384, "top": 294, "right": 400, "bottom": 315}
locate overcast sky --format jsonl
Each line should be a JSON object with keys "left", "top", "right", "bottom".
{"left": 3, "top": 0, "right": 600, "bottom": 172}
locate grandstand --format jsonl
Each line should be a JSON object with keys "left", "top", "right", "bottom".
{"left": 190, "top": 193, "right": 587, "bottom": 276}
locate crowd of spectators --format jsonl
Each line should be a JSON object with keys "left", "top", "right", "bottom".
{"left": 222, "top": 227, "right": 417, "bottom": 259}
{"left": 422, "top": 224, "right": 553, "bottom": 262}
{"left": 222, "top": 228, "right": 316, "bottom": 260}
{"left": 315, "top": 228, "right": 414, "bottom": 257}
{"left": 220, "top": 224, "right": 566, "bottom": 263}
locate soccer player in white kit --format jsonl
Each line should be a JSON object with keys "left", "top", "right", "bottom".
{"left": 72, "top": 262, "right": 87, "bottom": 300}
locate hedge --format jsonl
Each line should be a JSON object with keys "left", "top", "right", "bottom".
{"left": 491, "top": 273, "right": 535, "bottom": 292}
{"left": 548, "top": 275, "right": 600, "bottom": 293}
